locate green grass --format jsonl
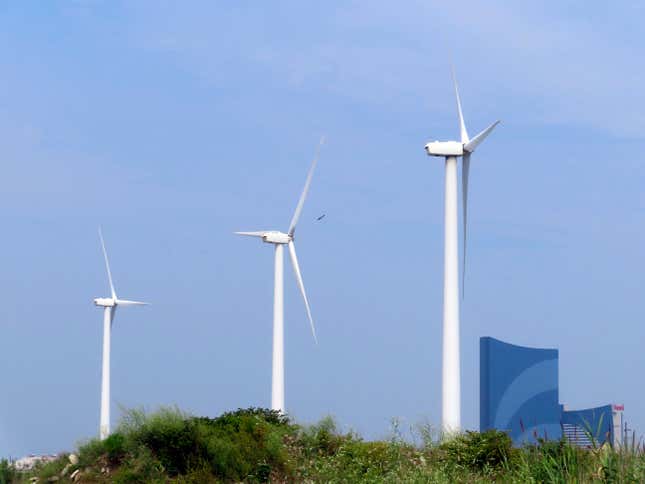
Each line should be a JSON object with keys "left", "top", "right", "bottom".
{"left": 6, "top": 407, "right": 644, "bottom": 483}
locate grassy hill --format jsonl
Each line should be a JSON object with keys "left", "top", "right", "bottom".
{"left": 2, "top": 407, "right": 643, "bottom": 483}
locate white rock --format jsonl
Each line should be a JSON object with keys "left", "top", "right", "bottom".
{"left": 68, "top": 454, "right": 79, "bottom": 465}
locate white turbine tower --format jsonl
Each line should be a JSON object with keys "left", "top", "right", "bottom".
{"left": 424, "top": 73, "right": 499, "bottom": 433}
{"left": 94, "top": 228, "right": 148, "bottom": 440}
{"left": 236, "top": 138, "right": 323, "bottom": 413}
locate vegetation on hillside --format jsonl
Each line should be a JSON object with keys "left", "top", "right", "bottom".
{"left": 3, "top": 407, "right": 644, "bottom": 483}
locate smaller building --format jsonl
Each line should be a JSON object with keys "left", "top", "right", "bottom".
{"left": 562, "top": 404, "right": 624, "bottom": 448}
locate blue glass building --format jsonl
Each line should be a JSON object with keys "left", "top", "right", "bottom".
{"left": 480, "top": 337, "right": 620, "bottom": 447}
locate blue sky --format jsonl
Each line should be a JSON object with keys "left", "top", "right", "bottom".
{"left": 1, "top": 0, "right": 645, "bottom": 456}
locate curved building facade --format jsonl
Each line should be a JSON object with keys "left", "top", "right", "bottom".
{"left": 562, "top": 405, "right": 616, "bottom": 447}
{"left": 480, "top": 337, "right": 562, "bottom": 444}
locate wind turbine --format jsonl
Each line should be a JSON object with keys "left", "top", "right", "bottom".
{"left": 424, "top": 73, "right": 499, "bottom": 433}
{"left": 94, "top": 228, "right": 148, "bottom": 440}
{"left": 236, "top": 138, "right": 323, "bottom": 413}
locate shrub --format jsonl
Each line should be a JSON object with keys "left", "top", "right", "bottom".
{"left": 102, "top": 406, "right": 295, "bottom": 482}
{"left": 116, "top": 407, "right": 198, "bottom": 476}
{"left": 111, "top": 445, "right": 166, "bottom": 483}
{"left": 297, "top": 416, "right": 348, "bottom": 457}
{"left": 0, "top": 459, "right": 16, "bottom": 484}
{"left": 214, "top": 407, "right": 290, "bottom": 427}
{"left": 78, "top": 437, "right": 111, "bottom": 468}
{"left": 438, "top": 429, "right": 516, "bottom": 473}
{"left": 173, "top": 463, "right": 219, "bottom": 483}
{"left": 103, "top": 432, "right": 127, "bottom": 465}
{"left": 192, "top": 407, "right": 293, "bottom": 481}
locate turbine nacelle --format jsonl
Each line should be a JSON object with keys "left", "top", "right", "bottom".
{"left": 261, "top": 231, "right": 292, "bottom": 244}
{"left": 235, "top": 231, "right": 292, "bottom": 245}
{"left": 424, "top": 140, "right": 464, "bottom": 157}
{"left": 94, "top": 297, "right": 115, "bottom": 307}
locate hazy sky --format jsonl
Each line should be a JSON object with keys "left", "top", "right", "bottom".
{"left": 2, "top": 1, "right": 645, "bottom": 457}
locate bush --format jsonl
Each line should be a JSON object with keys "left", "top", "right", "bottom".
{"left": 78, "top": 437, "right": 110, "bottom": 468}
{"left": 103, "top": 433, "right": 127, "bottom": 465}
{"left": 214, "top": 407, "right": 290, "bottom": 427}
{"left": 97, "top": 406, "right": 293, "bottom": 482}
{"left": 191, "top": 407, "right": 293, "bottom": 481}
{"left": 173, "top": 463, "right": 219, "bottom": 483}
{"left": 438, "top": 429, "right": 516, "bottom": 473}
{"left": 121, "top": 407, "right": 199, "bottom": 476}
{"left": 0, "top": 459, "right": 16, "bottom": 484}
{"left": 297, "top": 416, "right": 347, "bottom": 457}
{"left": 111, "top": 445, "right": 166, "bottom": 483}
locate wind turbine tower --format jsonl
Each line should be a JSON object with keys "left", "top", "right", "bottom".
{"left": 236, "top": 138, "right": 323, "bottom": 413}
{"left": 424, "top": 74, "right": 499, "bottom": 433}
{"left": 94, "top": 228, "right": 149, "bottom": 440}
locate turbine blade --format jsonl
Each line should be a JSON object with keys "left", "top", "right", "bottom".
{"left": 234, "top": 231, "right": 267, "bottom": 238}
{"left": 115, "top": 299, "right": 149, "bottom": 307}
{"left": 288, "top": 136, "right": 325, "bottom": 237}
{"left": 461, "top": 152, "right": 470, "bottom": 298}
{"left": 98, "top": 227, "right": 117, "bottom": 300}
{"left": 452, "top": 68, "right": 469, "bottom": 144}
{"left": 287, "top": 241, "right": 317, "bottom": 344}
{"left": 464, "top": 121, "right": 500, "bottom": 153}
{"left": 110, "top": 306, "right": 116, "bottom": 328}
